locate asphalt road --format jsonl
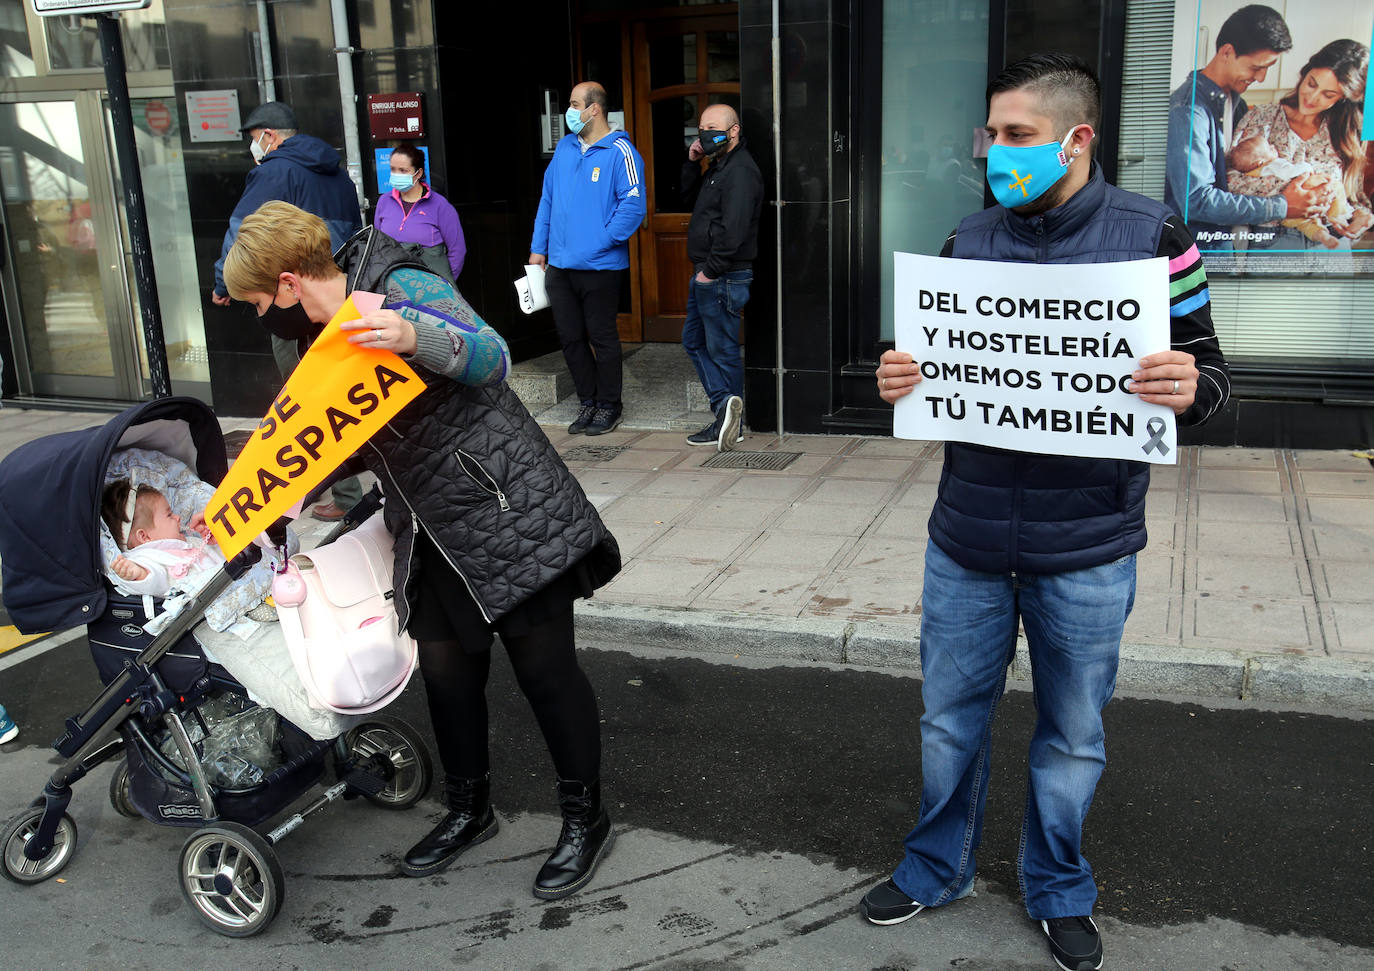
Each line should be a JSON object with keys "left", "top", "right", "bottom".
{"left": 1, "top": 633, "right": 1371, "bottom": 968}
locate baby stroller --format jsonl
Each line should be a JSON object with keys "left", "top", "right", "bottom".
{"left": 0, "top": 397, "right": 433, "bottom": 937}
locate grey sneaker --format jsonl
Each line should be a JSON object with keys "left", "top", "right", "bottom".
{"left": 584, "top": 404, "right": 623, "bottom": 436}
{"left": 717, "top": 395, "right": 744, "bottom": 452}
{"left": 568, "top": 402, "right": 597, "bottom": 435}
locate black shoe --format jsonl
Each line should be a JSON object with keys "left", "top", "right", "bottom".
{"left": 686, "top": 420, "right": 720, "bottom": 446}
{"left": 1041, "top": 915, "right": 1103, "bottom": 971}
{"left": 532, "top": 778, "right": 615, "bottom": 899}
{"left": 859, "top": 878, "right": 927, "bottom": 925}
{"left": 568, "top": 402, "right": 597, "bottom": 435}
{"left": 584, "top": 404, "right": 622, "bottom": 436}
{"left": 716, "top": 395, "right": 744, "bottom": 452}
{"left": 401, "top": 775, "right": 499, "bottom": 877}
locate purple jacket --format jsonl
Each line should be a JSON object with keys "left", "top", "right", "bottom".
{"left": 373, "top": 184, "right": 466, "bottom": 278}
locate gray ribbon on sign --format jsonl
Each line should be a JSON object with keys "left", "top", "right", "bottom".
{"left": 1141, "top": 417, "right": 1170, "bottom": 456}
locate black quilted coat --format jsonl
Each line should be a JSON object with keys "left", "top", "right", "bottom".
{"left": 339, "top": 230, "right": 621, "bottom": 628}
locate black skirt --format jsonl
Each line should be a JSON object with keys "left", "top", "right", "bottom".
{"left": 405, "top": 528, "right": 595, "bottom": 652}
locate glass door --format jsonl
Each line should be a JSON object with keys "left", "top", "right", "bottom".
{"left": 108, "top": 94, "right": 209, "bottom": 395}
{"left": 0, "top": 87, "right": 206, "bottom": 402}
{"left": 631, "top": 14, "right": 740, "bottom": 343}
{"left": 0, "top": 95, "right": 131, "bottom": 398}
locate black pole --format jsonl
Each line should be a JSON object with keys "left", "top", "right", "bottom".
{"left": 97, "top": 12, "right": 171, "bottom": 398}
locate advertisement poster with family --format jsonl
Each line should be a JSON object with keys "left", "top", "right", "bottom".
{"left": 1165, "top": 1, "right": 1374, "bottom": 275}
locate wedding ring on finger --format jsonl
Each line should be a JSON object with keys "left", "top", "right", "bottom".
{"left": 1172, "top": 380, "right": 1180, "bottom": 395}
{"left": 374, "top": 329, "right": 383, "bottom": 342}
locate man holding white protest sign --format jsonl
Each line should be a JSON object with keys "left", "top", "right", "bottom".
{"left": 862, "top": 54, "right": 1229, "bottom": 971}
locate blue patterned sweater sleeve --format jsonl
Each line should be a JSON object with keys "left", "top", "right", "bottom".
{"left": 384, "top": 267, "right": 511, "bottom": 386}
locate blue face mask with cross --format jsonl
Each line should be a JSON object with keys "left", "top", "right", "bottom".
{"left": 985, "top": 126, "right": 1084, "bottom": 208}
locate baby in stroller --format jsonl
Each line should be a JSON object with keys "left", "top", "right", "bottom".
{"left": 101, "top": 478, "right": 275, "bottom": 624}
{"left": 0, "top": 397, "right": 433, "bottom": 937}
{"left": 94, "top": 447, "right": 357, "bottom": 741}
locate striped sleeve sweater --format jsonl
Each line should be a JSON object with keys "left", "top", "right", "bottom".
{"left": 1160, "top": 217, "right": 1230, "bottom": 426}
{"left": 938, "top": 216, "right": 1231, "bottom": 428}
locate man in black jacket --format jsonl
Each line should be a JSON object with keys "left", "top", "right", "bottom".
{"left": 680, "top": 105, "right": 763, "bottom": 451}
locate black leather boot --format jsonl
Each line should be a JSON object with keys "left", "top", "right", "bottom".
{"left": 401, "top": 775, "right": 498, "bottom": 877}
{"left": 532, "top": 778, "right": 615, "bottom": 899}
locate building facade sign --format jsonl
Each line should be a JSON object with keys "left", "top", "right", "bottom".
{"left": 1166, "top": 0, "right": 1374, "bottom": 276}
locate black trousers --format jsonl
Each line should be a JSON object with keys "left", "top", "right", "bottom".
{"left": 409, "top": 534, "right": 601, "bottom": 784}
{"left": 415, "top": 608, "right": 601, "bottom": 784}
{"left": 544, "top": 266, "right": 624, "bottom": 406}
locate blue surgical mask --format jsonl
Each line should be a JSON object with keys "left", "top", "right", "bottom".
{"left": 985, "top": 127, "right": 1083, "bottom": 209}
{"left": 565, "top": 105, "right": 587, "bottom": 136}
{"left": 390, "top": 172, "right": 415, "bottom": 192}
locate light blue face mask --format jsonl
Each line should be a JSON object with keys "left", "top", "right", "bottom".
{"left": 565, "top": 105, "right": 587, "bottom": 136}
{"left": 390, "top": 172, "right": 415, "bottom": 192}
{"left": 985, "top": 127, "right": 1083, "bottom": 209}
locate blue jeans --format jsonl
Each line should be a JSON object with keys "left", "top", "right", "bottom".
{"left": 892, "top": 542, "right": 1135, "bottom": 919}
{"left": 682, "top": 270, "right": 750, "bottom": 413}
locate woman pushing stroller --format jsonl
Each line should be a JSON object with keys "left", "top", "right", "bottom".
{"left": 222, "top": 201, "right": 621, "bottom": 899}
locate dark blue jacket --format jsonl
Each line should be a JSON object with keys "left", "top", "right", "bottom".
{"left": 930, "top": 167, "right": 1170, "bottom": 575}
{"left": 213, "top": 134, "right": 362, "bottom": 296}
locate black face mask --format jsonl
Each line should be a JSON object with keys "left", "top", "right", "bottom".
{"left": 258, "top": 293, "right": 316, "bottom": 341}
{"left": 698, "top": 129, "right": 730, "bottom": 156}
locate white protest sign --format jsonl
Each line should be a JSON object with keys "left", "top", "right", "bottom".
{"left": 893, "top": 253, "right": 1177, "bottom": 465}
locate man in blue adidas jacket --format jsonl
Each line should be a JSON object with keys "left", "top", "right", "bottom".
{"left": 530, "top": 82, "right": 646, "bottom": 436}
{"left": 864, "top": 54, "right": 1229, "bottom": 971}
{"left": 211, "top": 101, "right": 362, "bottom": 520}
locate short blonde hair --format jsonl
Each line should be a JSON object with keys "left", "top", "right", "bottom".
{"left": 223, "top": 200, "right": 342, "bottom": 299}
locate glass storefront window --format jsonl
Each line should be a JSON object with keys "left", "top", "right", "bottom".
{"left": 0, "top": 100, "right": 112, "bottom": 381}
{"left": 879, "top": 1, "right": 990, "bottom": 340}
{"left": 650, "top": 31, "right": 697, "bottom": 88}
{"left": 652, "top": 93, "right": 698, "bottom": 211}
{"left": 109, "top": 97, "right": 209, "bottom": 387}
{"left": 0, "top": 0, "right": 35, "bottom": 77}
{"left": 707, "top": 31, "right": 739, "bottom": 82}
{"left": 44, "top": 0, "right": 170, "bottom": 73}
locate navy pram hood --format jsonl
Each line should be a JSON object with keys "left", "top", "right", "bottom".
{"left": 0, "top": 397, "right": 227, "bottom": 634}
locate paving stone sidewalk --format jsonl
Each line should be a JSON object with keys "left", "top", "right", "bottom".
{"left": 2, "top": 405, "right": 1371, "bottom": 708}
{"left": 548, "top": 424, "right": 1374, "bottom": 709}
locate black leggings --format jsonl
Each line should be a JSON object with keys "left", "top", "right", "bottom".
{"left": 416, "top": 606, "right": 601, "bottom": 783}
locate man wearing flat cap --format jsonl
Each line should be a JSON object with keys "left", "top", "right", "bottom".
{"left": 211, "top": 100, "right": 364, "bottom": 520}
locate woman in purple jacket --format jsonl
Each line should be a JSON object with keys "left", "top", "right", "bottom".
{"left": 374, "top": 144, "right": 466, "bottom": 281}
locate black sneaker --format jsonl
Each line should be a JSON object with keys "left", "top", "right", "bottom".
{"left": 716, "top": 395, "right": 744, "bottom": 452}
{"left": 584, "top": 404, "right": 622, "bottom": 436}
{"left": 568, "top": 402, "right": 597, "bottom": 435}
{"left": 858, "top": 879, "right": 927, "bottom": 925}
{"left": 686, "top": 420, "right": 719, "bottom": 446}
{"left": 1041, "top": 915, "right": 1103, "bottom": 971}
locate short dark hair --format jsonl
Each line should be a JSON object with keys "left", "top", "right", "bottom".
{"left": 1215, "top": 5, "right": 1292, "bottom": 57}
{"left": 987, "top": 52, "right": 1101, "bottom": 132}
{"left": 582, "top": 82, "right": 607, "bottom": 112}
{"left": 389, "top": 144, "right": 425, "bottom": 174}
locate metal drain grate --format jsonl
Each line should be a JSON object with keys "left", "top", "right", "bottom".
{"left": 561, "top": 444, "right": 634, "bottom": 463}
{"left": 700, "top": 450, "right": 802, "bottom": 471}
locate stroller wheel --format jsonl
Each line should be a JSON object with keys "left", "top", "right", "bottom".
{"left": 178, "top": 822, "right": 285, "bottom": 937}
{"left": 343, "top": 717, "right": 433, "bottom": 810}
{"left": 2, "top": 806, "right": 79, "bottom": 885}
{"left": 108, "top": 761, "right": 140, "bottom": 819}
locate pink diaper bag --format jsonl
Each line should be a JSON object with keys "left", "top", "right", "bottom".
{"left": 274, "top": 513, "right": 417, "bottom": 714}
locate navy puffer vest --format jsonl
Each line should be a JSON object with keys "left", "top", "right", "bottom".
{"left": 930, "top": 165, "right": 1169, "bottom": 575}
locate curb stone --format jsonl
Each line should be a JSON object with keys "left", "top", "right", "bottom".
{"left": 574, "top": 602, "right": 1374, "bottom": 712}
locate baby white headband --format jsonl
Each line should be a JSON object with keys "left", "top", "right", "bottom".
{"left": 121, "top": 473, "right": 142, "bottom": 544}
